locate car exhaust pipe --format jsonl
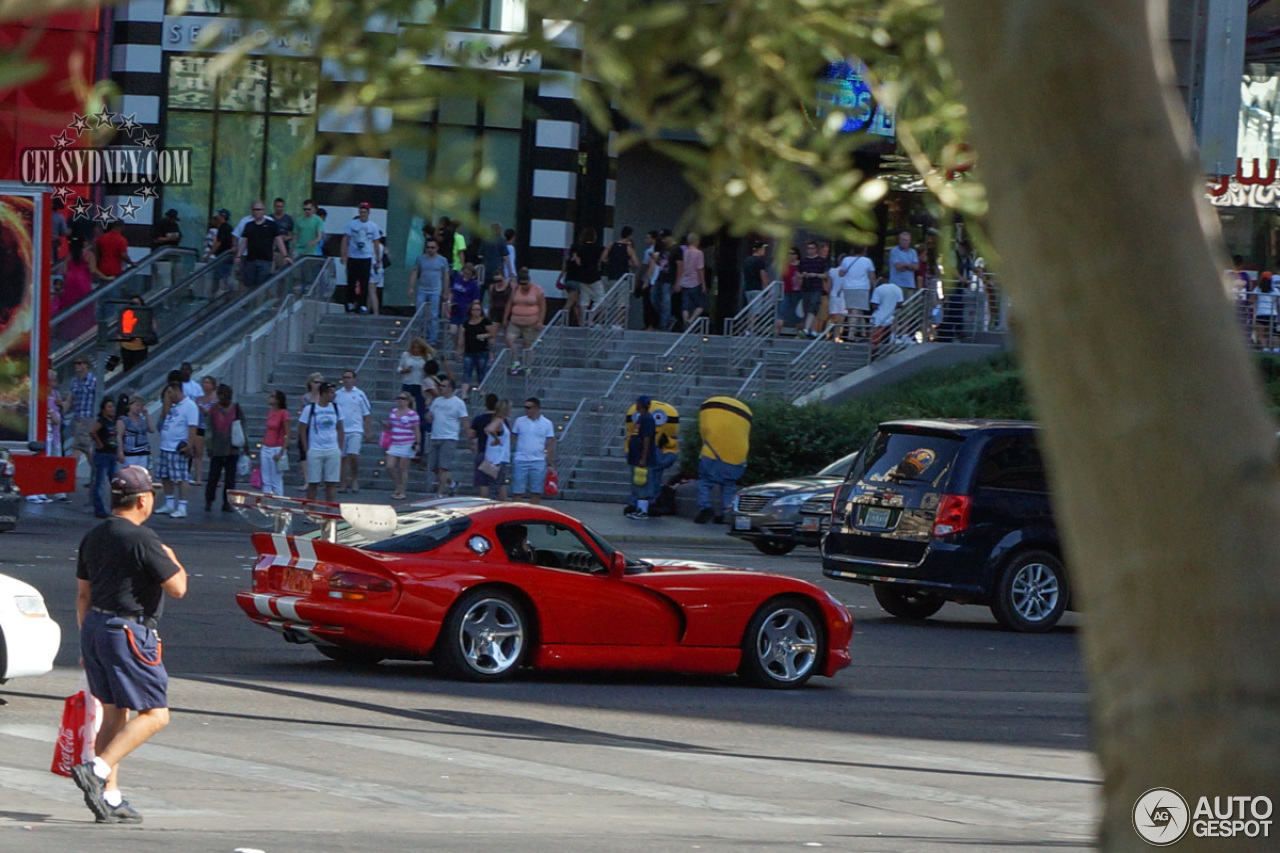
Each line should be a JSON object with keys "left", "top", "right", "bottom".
{"left": 282, "top": 627, "right": 312, "bottom": 645}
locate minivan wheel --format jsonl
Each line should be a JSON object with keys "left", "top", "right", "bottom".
{"left": 753, "top": 539, "right": 796, "bottom": 556}
{"left": 873, "top": 584, "right": 946, "bottom": 620}
{"left": 991, "top": 550, "right": 1067, "bottom": 632}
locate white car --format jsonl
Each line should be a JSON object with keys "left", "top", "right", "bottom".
{"left": 0, "top": 572, "right": 61, "bottom": 682}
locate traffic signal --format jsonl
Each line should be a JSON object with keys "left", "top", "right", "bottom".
{"left": 117, "top": 304, "right": 157, "bottom": 344}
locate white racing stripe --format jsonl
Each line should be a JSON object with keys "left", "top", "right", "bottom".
{"left": 252, "top": 594, "right": 275, "bottom": 618}
{"left": 275, "top": 596, "right": 303, "bottom": 621}
{"left": 0, "top": 724, "right": 508, "bottom": 818}
{"left": 293, "top": 537, "right": 318, "bottom": 570}
{"left": 283, "top": 728, "right": 852, "bottom": 825}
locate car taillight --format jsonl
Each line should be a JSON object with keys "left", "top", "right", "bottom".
{"left": 328, "top": 571, "right": 394, "bottom": 600}
{"left": 932, "top": 494, "right": 971, "bottom": 537}
{"left": 829, "top": 490, "right": 841, "bottom": 522}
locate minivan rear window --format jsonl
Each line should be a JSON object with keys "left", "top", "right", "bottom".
{"left": 847, "top": 430, "right": 965, "bottom": 489}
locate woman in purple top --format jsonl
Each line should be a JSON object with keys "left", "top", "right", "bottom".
{"left": 448, "top": 262, "right": 481, "bottom": 356}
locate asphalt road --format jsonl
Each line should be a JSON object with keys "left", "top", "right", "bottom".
{"left": 0, "top": 514, "right": 1096, "bottom": 852}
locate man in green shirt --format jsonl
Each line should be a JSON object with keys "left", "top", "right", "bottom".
{"left": 294, "top": 198, "right": 325, "bottom": 258}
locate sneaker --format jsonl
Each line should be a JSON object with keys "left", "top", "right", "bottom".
{"left": 56, "top": 494, "right": 70, "bottom": 502}
{"left": 346, "top": 303, "right": 356, "bottom": 312}
{"left": 98, "top": 800, "right": 143, "bottom": 825}
{"left": 625, "top": 510, "right": 649, "bottom": 520}
{"left": 71, "top": 762, "right": 111, "bottom": 821}
{"left": 713, "top": 515, "right": 725, "bottom": 525}
{"left": 170, "top": 507, "right": 188, "bottom": 519}
{"left": 694, "top": 508, "right": 713, "bottom": 524}
{"left": 153, "top": 504, "right": 172, "bottom": 515}
{"left": 447, "top": 479, "right": 458, "bottom": 496}
{"left": 358, "top": 305, "right": 369, "bottom": 314}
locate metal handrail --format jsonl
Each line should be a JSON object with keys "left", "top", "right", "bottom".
{"left": 353, "top": 298, "right": 432, "bottom": 378}
{"left": 104, "top": 257, "right": 334, "bottom": 401}
{"left": 726, "top": 280, "right": 780, "bottom": 372}
{"left": 585, "top": 274, "right": 633, "bottom": 365}
{"left": 874, "top": 289, "right": 928, "bottom": 362}
{"left": 786, "top": 326, "right": 840, "bottom": 398}
{"left": 655, "top": 316, "right": 709, "bottom": 402}
{"left": 51, "top": 246, "right": 196, "bottom": 325}
{"left": 520, "top": 307, "right": 568, "bottom": 385}
{"left": 724, "top": 280, "right": 780, "bottom": 336}
{"left": 737, "top": 361, "right": 765, "bottom": 402}
{"left": 551, "top": 397, "right": 592, "bottom": 491}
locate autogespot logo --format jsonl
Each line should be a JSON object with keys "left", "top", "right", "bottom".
{"left": 18, "top": 110, "right": 191, "bottom": 226}
{"left": 1133, "top": 787, "right": 1190, "bottom": 846}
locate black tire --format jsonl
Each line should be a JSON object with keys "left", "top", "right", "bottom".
{"left": 753, "top": 539, "right": 797, "bottom": 556}
{"left": 990, "top": 549, "right": 1068, "bottom": 632}
{"left": 317, "top": 645, "right": 385, "bottom": 665}
{"left": 738, "top": 597, "right": 823, "bottom": 689}
{"left": 873, "top": 584, "right": 946, "bottom": 620}
{"left": 434, "top": 588, "right": 529, "bottom": 681}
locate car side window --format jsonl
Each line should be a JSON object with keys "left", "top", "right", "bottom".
{"left": 976, "top": 436, "right": 1048, "bottom": 493}
{"left": 496, "top": 522, "right": 606, "bottom": 574}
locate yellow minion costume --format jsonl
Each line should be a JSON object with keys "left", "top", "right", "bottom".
{"left": 696, "top": 396, "right": 752, "bottom": 522}
{"left": 623, "top": 398, "right": 679, "bottom": 516}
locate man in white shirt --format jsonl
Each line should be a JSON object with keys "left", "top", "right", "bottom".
{"left": 426, "top": 378, "right": 470, "bottom": 497}
{"left": 335, "top": 369, "right": 373, "bottom": 494}
{"left": 155, "top": 380, "right": 199, "bottom": 518}
{"left": 888, "top": 230, "right": 919, "bottom": 290}
{"left": 340, "top": 202, "right": 384, "bottom": 314}
{"left": 299, "top": 382, "right": 344, "bottom": 503}
{"left": 870, "top": 280, "right": 905, "bottom": 358}
{"left": 511, "top": 397, "right": 557, "bottom": 505}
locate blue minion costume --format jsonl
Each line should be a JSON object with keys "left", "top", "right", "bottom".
{"left": 624, "top": 398, "right": 679, "bottom": 515}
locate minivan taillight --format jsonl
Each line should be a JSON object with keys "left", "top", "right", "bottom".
{"left": 932, "top": 494, "right": 971, "bottom": 537}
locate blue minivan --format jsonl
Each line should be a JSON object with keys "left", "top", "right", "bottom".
{"left": 821, "top": 419, "right": 1069, "bottom": 632}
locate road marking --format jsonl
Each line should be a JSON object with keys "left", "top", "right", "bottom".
{"left": 0, "top": 764, "right": 218, "bottom": 817}
{"left": 608, "top": 744, "right": 1095, "bottom": 830}
{"left": 824, "top": 740, "right": 1099, "bottom": 785}
{"left": 283, "top": 728, "right": 853, "bottom": 825}
{"left": 0, "top": 724, "right": 508, "bottom": 817}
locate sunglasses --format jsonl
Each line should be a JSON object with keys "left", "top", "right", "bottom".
{"left": 524, "top": 404, "right": 536, "bottom": 409}
{"left": 397, "top": 396, "right": 411, "bottom": 401}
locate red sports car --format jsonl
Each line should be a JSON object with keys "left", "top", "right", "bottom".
{"left": 232, "top": 495, "right": 853, "bottom": 688}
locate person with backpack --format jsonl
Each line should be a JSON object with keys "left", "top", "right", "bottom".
{"left": 298, "top": 382, "right": 344, "bottom": 503}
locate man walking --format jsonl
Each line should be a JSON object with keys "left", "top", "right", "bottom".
{"left": 155, "top": 379, "right": 198, "bottom": 518}
{"left": 63, "top": 355, "right": 97, "bottom": 482}
{"left": 294, "top": 199, "right": 324, "bottom": 259}
{"left": 426, "top": 378, "right": 469, "bottom": 497}
{"left": 299, "top": 381, "right": 344, "bottom": 502}
{"left": 870, "top": 276, "right": 905, "bottom": 359}
{"left": 335, "top": 369, "right": 372, "bottom": 493}
{"left": 236, "top": 201, "right": 290, "bottom": 289}
{"left": 72, "top": 466, "right": 187, "bottom": 824}
{"left": 678, "top": 233, "right": 707, "bottom": 329}
{"left": 511, "top": 397, "right": 556, "bottom": 504}
{"left": 407, "top": 234, "right": 450, "bottom": 345}
{"left": 271, "top": 197, "right": 295, "bottom": 267}
{"left": 797, "top": 240, "right": 829, "bottom": 338}
{"left": 341, "top": 202, "right": 383, "bottom": 314}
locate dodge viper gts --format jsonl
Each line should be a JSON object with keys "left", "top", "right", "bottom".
{"left": 233, "top": 495, "right": 852, "bottom": 688}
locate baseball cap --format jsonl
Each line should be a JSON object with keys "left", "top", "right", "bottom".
{"left": 165, "top": 208, "right": 179, "bottom": 220}
{"left": 636, "top": 395, "right": 652, "bottom": 407}
{"left": 216, "top": 208, "right": 231, "bottom": 219}
{"left": 751, "top": 240, "right": 768, "bottom": 251}
{"left": 659, "top": 228, "right": 672, "bottom": 239}
{"left": 111, "top": 465, "right": 161, "bottom": 496}
{"left": 358, "top": 201, "right": 371, "bottom": 210}
{"left": 318, "top": 381, "right": 336, "bottom": 392}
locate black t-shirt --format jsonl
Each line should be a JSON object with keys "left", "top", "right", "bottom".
{"left": 571, "top": 242, "right": 603, "bottom": 284}
{"left": 242, "top": 219, "right": 279, "bottom": 262}
{"left": 797, "top": 255, "right": 827, "bottom": 292}
{"left": 214, "top": 222, "right": 235, "bottom": 255}
{"left": 742, "top": 255, "right": 768, "bottom": 291}
{"left": 94, "top": 415, "right": 118, "bottom": 455}
{"left": 76, "top": 517, "right": 181, "bottom": 619}
{"left": 658, "top": 245, "right": 683, "bottom": 285}
{"left": 463, "top": 318, "right": 491, "bottom": 354}
{"left": 151, "top": 218, "right": 181, "bottom": 248}
{"left": 470, "top": 412, "right": 494, "bottom": 456}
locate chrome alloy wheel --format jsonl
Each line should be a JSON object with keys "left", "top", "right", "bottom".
{"left": 1010, "top": 561, "right": 1061, "bottom": 623}
{"left": 753, "top": 607, "right": 819, "bottom": 683}
{"left": 458, "top": 597, "right": 525, "bottom": 675}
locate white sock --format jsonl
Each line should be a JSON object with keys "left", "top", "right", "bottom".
{"left": 637, "top": 500, "right": 649, "bottom": 512}
{"left": 91, "top": 756, "right": 111, "bottom": 779}
{"left": 104, "top": 789, "right": 123, "bottom": 807}
{"left": 178, "top": 500, "right": 188, "bottom": 511}
{"left": 165, "top": 495, "right": 176, "bottom": 510}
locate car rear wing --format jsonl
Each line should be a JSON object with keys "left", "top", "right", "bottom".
{"left": 227, "top": 490, "right": 398, "bottom": 541}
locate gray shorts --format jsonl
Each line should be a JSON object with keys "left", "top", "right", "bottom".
{"left": 427, "top": 438, "right": 457, "bottom": 472}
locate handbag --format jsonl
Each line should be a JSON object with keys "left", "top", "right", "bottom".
{"left": 380, "top": 428, "right": 393, "bottom": 451}
{"left": 544, "top": 468, "right": 559, "bottom": 497}
{"left": 478, "top": 459, "right": 500, "bottom": 479}
{"left": 50, "top": 676, "right": 101, "bottom": 778}
{"left": 632, "top": 466, "right": 648, "bottom": 486}
{"left": 231, "top": 419, "right": 246, "bottom": 449}
{"left": 236, "top": 453, "right": 252, "bottom": 479}
{"left": 250, "top": 467, "right": 263, "bottom": 489}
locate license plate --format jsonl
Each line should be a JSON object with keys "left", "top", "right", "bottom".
{"left": 800, "top": 517, "right": 820, "bottom": 531}
{"left": 280, "top": 567, "right": 313, "bottom": 594}
{"left": 861, "top": 506, "right": 892, "bottom": 528}
{"left": 734, "top": 516, "right": 752, "bottom": 531}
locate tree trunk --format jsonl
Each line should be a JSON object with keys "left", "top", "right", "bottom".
{"left": 940, "top": 1, "right": 1280, "bottom": 850}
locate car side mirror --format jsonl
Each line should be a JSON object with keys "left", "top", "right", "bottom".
{"left": 609, "top": 551, "right": 627, "bottom": 578}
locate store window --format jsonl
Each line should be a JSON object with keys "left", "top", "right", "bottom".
{"left": 163, "top": 55, "right": 317, "bottom": 249}
{"left": 402, "top": 0, "right": 526, "bottom": 31}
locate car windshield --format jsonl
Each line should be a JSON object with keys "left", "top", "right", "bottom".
{"left": 847, "top": 430, "right": 964, "bottom": 488}
{"left": 817, "top": 450, "right": 860, "bottom": 478}
{"left": 580, "top": 523, "right": 653, "bottom": 572}
{"left": 304, "top": 508, "right": 472, "bottom": 552}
